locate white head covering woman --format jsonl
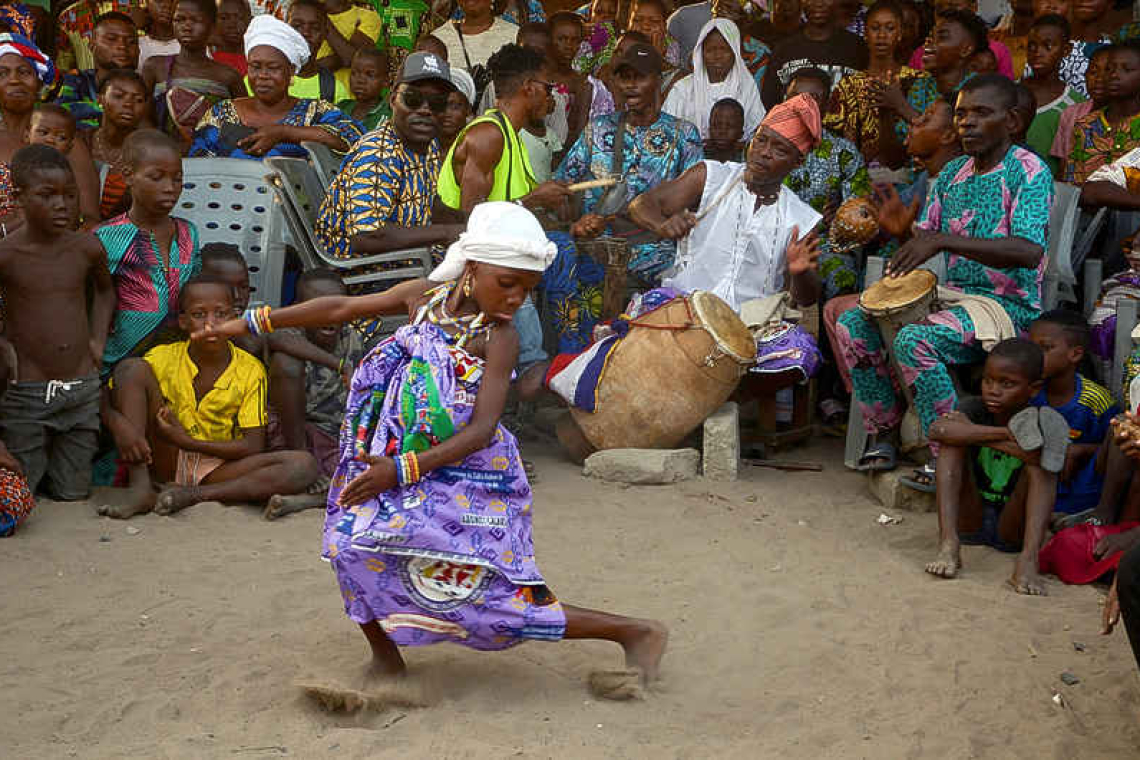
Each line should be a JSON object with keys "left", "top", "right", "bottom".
{"left": 662, "top": 18, "right": 765, "bottom": 141}
{"left": 244, "top": 14, "right": 310, "bottom": 72}
{"left": 429, "top": 202, "right": 556, "bottom": 282}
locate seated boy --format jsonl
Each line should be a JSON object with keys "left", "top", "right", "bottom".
{"left": 925, "top": 338, "right": 1067, "bottom": 596}
{"left": 704, "top": 98, "right": 745, "bottom": 163}
{"left": 266, "top": 268, "right": 362, "bottom": 520}
{"left": 100, "top": 276, "right": 319, "bottom": 518}
{"left": 0, "top": 145, "right": 114, "bottom": 501}
{"left": 1027, "top": 310, "right": 1119, "bottom": 524}
{"left": 199, "top": 243, "right": 260, "bottom": 357}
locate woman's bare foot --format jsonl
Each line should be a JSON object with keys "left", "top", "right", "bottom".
{"left": 263, "top": 493, "right": 325, "bottom": 521}
{"left": 154, "top": 486, "right": 205, "bottom": 516}
{"left": 96, "top": 481, "right": 156, "bottom": 519}
{"left": 925, "top": 540, "right": 962, "bottom": 579}
{"left": 621, "top": 619, "right": 668, "bottom": 683}
{"left": 1009, "top": 555, "right": 1048, "bottom": 596}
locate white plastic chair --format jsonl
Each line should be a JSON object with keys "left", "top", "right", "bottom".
{"left": 1043, "top": 181, "right": 1083, "bottom": 309}
{"left": 180, "top": 158, "right": 286, "bottom": 306}
{"left": 301, "top": 141, "right": 346, "bottom": 189}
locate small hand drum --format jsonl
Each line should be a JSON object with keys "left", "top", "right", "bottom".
{"left": 828, "top": 197, "right": 880, "bottom": 253}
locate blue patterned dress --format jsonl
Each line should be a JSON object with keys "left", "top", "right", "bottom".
{"left": 189, "top": 98, "right": 363, "bottom": 160}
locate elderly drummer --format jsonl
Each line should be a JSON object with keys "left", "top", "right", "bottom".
{"left": 833, "top": 74, "right": 1054, "bottom": 489}
{"left": 629, "top": 93, "right": 825, "bottom": 392}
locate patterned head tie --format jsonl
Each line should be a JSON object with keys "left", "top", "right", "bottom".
{"left": 0, "top": 33, "right": 54, "bottom": 85}
{"left": 759, "top": 93, "right": 821, "bottom": 157}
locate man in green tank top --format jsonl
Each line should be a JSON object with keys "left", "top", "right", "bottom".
{"left": 437, "top": 43, "right": 571, "bottom": 214}
{"left": 437, "top": 43, "right": 570, "bottom": 399}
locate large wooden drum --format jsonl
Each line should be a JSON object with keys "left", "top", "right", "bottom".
{"left": 566, "top": 291, "right": 756, "bottom": 453}
{"left": 859, "top": 269, "right": 937, "bottom": 400}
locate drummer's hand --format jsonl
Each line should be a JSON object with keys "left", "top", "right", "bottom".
{"left": 874, "top": 183, "right": 921, "bottom": 238}
{"left": 887, "top": 231, "right": 940, "bottom": 277}
{"left": 656, "top": 210, "right": 698, "bottom": 240}
{"left": 523, "top": 180, "right": 573, "bottom": 211}
{"left": 571, "top": 213, "right": 608, "bottom": 239}
{"left": 338, "top": 454, "right": 398, "bottom": 506}
{"left": 786, "top": 225, "right": 821, "bottom": 275}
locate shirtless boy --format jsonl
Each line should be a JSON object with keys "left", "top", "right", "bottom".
{"left": 0, "top": 145, "right": 114, "bottom": 500}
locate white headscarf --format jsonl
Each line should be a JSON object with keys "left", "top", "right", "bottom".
{"left": 662, "top": 18, "right": 766, "bottom": 140}
{"left": 450, "top": 68, "right": 477, "bottom": 109}
{"left": 429, "top": 202, "right": 556, "bottom": 282}
{"left": 244, "top": 15, "right": 310, "bottom": 73}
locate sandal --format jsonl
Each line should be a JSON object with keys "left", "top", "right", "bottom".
{"left": 900, "top": 461, "right": 937, "bottom": 493}
{"left": 856, "top": 442, "right": 897, "bottom": 472}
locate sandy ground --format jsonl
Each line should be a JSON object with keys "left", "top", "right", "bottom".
{"left": 2, "top": 437, "right": 1140, "bottom": 759}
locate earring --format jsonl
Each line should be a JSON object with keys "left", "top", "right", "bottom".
{"left": 463, "top": 276, "right": 473, "bottom": 298}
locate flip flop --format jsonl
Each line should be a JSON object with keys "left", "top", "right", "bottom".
{"left": 856, "top": 442, "right": 898, "bottom": 472}
{"left": 1008, "top": 407, "right": 1043, "bottom": 451}
{"left": 900, "top": 462, "right": 937, "bottom": 493}
{"left": 1036, "top": 407, "right": 1072, "bottom": 475}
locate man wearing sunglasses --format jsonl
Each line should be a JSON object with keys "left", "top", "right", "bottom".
{"left": 315, "top": 51, "right": 466, "bottom": 309}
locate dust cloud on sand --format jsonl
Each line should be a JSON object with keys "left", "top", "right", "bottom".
{"left": 2, "top": 439, "right": 1139, "bottom": 758}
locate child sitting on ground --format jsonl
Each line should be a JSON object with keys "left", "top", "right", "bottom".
{"left": 199, "top": 243, "right": 260, "bottom": 356}
{"left": 1027, "top": 310, "right": 1120, "bottom": 526}
{"left": 704, "top": 98, "right": 745, "bottom": 163}
{"left": 97, "top": 129, "right": 201, "bottom": 376}
{"left": 925, "top": 338, "right": 1069, "bottom": 595}
{"left": 265, "top": 268, "right": 363, "bottom": 520}
{"left": 26, "top": 104, "right": 76, "bottom": 156}
{"left": 337, "top": 47, "right": 390, "bottom": 131}
{"left": 0, "top": 145, "right": 114, "bottom": 501}
{"left": 100, "top": 276, "right": 319, "bottom": 518}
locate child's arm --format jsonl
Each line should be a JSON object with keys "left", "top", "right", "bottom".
{"left": 338, "top": 323, "right": 519, "bottom": 506}
{"left": 154, "top": 406, "right": 266, "bottom": 460}
{"left": 68, "top": 137, "right": 102, "bottom": 229}
{"left": 195, "top": 278, "right": 427, "bottom": 341}
{"left": 928, "top": 412, "right": 1013, "bottom": 447}
{"left": 86, "top": 236, "right": 115, "bottom": 366}
{"left": 267, "top": 331, "right": 341, "bottom": 372}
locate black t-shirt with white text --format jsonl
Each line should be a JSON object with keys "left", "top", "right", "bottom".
{"left": 762, "top": 29, "right": 869, "bottom": 108}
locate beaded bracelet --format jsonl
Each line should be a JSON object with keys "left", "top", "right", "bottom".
{"left": 394, "top": 452, "right": 421, "bottom": 487}
{"left": 242, "top": 305, "right": 275, "bottom": 336}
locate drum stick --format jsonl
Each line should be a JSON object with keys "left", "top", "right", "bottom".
{"left": 567, "top": 178, "right": 619, "bottom": 192}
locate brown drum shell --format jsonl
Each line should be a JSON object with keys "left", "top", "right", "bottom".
{"left": 570, "top": 296, "right": 749, "bottom": 450}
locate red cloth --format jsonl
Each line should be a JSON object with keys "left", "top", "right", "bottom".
{"left": 760, "top": 93, "right": 821, "bottom": 156}
{"left": 211, "top": 49, "right": 247, "bottom": 76}
{"left": 1038, "top": 522, "right": 1140, "bottom": 584}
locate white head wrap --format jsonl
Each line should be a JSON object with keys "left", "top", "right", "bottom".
{"left": 662, "top": 18, "right": 766, "bottom": 139}
{"left": 450, "top": 68, "right": 477, "bottom": 109}
{"left": 429, "top": 202, "right": 556, "bottom": 282}
{"left": 244, "top": 15, "right": 310, "bottom": 73}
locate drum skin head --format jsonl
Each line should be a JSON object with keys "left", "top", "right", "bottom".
{"left": 861, "top": 269, "right": 937, "bottom": 311}
{"left": 691, "top": 291, "right": 757, "bottom": 363}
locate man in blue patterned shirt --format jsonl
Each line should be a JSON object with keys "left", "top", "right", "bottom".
{"left": 315, "top": 51, "right": 464, "bottom": 261}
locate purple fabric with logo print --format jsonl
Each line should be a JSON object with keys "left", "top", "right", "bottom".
{"left": 323, "top": 320, "right": 566, "bottom": 650}
{"left": 751, "top": 322, "right": 822, "bottom": 380}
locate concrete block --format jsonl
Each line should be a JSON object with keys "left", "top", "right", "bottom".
{"left": 702, "top": 402, "right": 740, "bottom": 481}
{"left": 584, "top": 448, "right": 700, "bottom": 485}
{"left": 867, "top": 469, "right": 936, "bottom": 512}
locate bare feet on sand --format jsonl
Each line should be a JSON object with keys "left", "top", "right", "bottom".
{"left": 1009, "top": 556, "right": 1047, "bottom": 596}
{"left": 95, "top": 483, "right": 156, "bottom": 519}
{"left": 154, "top": 486, "right": 205, "bottom": 516}
{"left": 925, "top": 541, "right": 961, "bottom": 579}
{"left": 622, "top": 619, "right": 668, "bottom": 683}
{"left": 263, "top": 493, "right": 325, "bottom": 521}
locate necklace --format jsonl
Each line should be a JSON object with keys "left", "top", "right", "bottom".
{"left": 424, "top": 283, "right": 490, "bottom": 348}
{"left": 93, "top": 128, "right": 124, "bottom": 167}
